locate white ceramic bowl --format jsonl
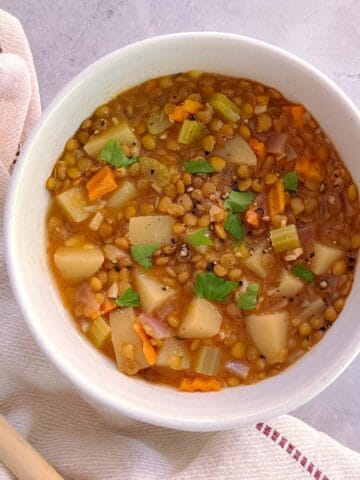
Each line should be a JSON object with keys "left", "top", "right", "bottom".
{"left": 5, "top": 32, "right": 360, "bottom": 432}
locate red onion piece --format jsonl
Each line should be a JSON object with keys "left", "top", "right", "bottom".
{"left": 138, "top": 313, "right": 172, "bottom": 339}
{"left": 298, "top": 224, "right": 315, "bottom": 245}
{"left": 156, "top": 302, "right": 176, "bottom": 320}
{"left": 247, "top": 117, "right": 256, "bottom": 132}
{"left": 266, "top": 133, "right": 287, "bottom": 155}
{"left": 285, "top": 143, "right": 298, "bottom": 161}
{"left": 103, "top": 244, "right": 128, "bottom": 262}
{"left": 75, "top": 282, "right": 99, "bottom": 318}
{"left": 254, "top": 192, "right": 269, "bottom": 217}
{"left": 297, "top": 224, "right": 315, "bottom": 257}
{"left": 319, "top": 196, "right": 332, "bottom": 220}
{"left": 224, "top": 360, "right": 250, "bottom": 380}
{"left": 254, "top": 133, "right": 269, "bottom": 142}
{"left": 340, "top": 189, "right": 357, "bottom": 217}
{"left": 319, "top": 275, "right": 340, "bottom": 300}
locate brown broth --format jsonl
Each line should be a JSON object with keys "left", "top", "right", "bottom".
{"left": 46, "top": 71, "right": 360, "bottom": 391}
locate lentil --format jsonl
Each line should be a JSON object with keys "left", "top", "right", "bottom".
{"left": 239, "top": 125, "right": 251, "bottom": 139}
{"left": 252, "top": 178, "right": 264, "bottom": 193}
{"left": 141, "top": 134, "right": 156, "bottom": 150}
{"left": 213, "top": 263, "right": 228, "bottom": 277}
{"left": 46, "top": 177, "right": 56, "bottom": 190}
{"left": 228, "top": 268, "right": 243, "bottom": 281}
{"left": 172, "top": 222, "right": 186, "bottom": 234}
{"left": 214, "top": 224, "right": 227, "bottom": 240}
{"left": 210, "top": 156, "right": 226, "bottom": 172}
{"left": 66, "top": 138, "right": 80, "bottom": 151}
{"left": 183, "top": 213, "right": 197, "bottom": 226}
{"left": 227, "top": 377, "right": 240, "bottom": 386}
{"left": 202, "top": 134, "right": 216, "bottom": 153}
{"left": 220, "top": 253, "right": 237, "bottom": 268}
{"left": 347, "top": 184, "right": 358, "bottom": 201}
{"left": 332, "top": 259, "right": 347, "bottom": 276}
{"left": 257, "top": 113, "right": 272, "bottom": 132}
{"left": 290, "top": 197, "right": 305, "bottom": 215}
{"left": 298, "top": 323, "right": 313, "bottom": 337}
{"left": 230, "top": 342, "right": 246, "bottom": 359}
{"left": 238, "top": 179, "right": 252, "bottom": 191}
{"left": 323, "top": 307, "right": 338, "bottom": 322}
{"left": 237, "top": 164, "right": 250, "bottom": 179}
{"left": 264, "top": 173, "right": 278, "bottom": 185}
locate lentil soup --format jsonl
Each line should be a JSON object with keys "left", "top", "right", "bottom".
{"left": 46, "top": 71, "right": 360, "bottom": 392}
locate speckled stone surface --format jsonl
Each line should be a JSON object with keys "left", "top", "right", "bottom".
{"left": 2, "top": 0, "right": 360, "bottom": 451}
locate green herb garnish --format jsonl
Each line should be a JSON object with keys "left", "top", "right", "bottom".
{"left": 186, "top": 228, "right": 214, "bottom": 247}
{"left": 237, "top": 283, "right": 260, "bottom": 310}
{"left": 184, "top": 157, "right": 216, "bottom": 174}
{"left": 130, "top": 242, "right": 160, "bottom": 269}
{"left": 291, "top": 264, "right": 314, "bottom": 282}
{"left": 99, "top": 139, "right": 139, "bottom": 168}
{"left": 224, "top": 212, "right": 245, "bottom": 241}
{"left": 195, "top": 272, "right": 237, "bottom": 302}
{"left": 115, "top": 288, "right": 140, "bottom": 308}
{"left": 283, "top": 171, "right": 298, "bottom": 192}
{"left": 224, "top": 191, "right": 256, "bottom": 213}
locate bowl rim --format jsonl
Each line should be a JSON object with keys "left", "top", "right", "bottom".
{"left": 5, "top": 31, "right": 360, "bottom": 431}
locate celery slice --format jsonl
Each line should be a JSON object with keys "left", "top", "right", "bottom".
{"left": 178, "top": 119, "right": 204, "bottom": 144}
{"left": 147, "top": 110, "right": 172, "bottom": 135}
{"left": 140, "top": 157, "right": 171, "bottom": 186}
{"left": 270, "top": 224, "right": 300, "bottom": 253}
{"left": 194, "top": 346, "right": 221, "bottom": 376}
{"left": 87, "top": 316, "right": 111, "bottom": 349}
{"left": 235, "top": 242, "right": 250, "bottom": 260}
{"left": 209, "top": 93, "right": 241, "bottom": 122}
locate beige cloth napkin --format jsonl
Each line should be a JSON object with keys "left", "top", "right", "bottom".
{"left": 1, "top": 9, "right": 360, "bottom": 480}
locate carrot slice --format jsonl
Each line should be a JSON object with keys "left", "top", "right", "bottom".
{"left": 245, "top": 204, "right": 260, "bottom": 228}
{"left": 291, "top": 105, "right": 305, "bottom": 129}
{"left": 86, "top": 165, "right": 117, "bottom": 201}
{"left": 267, "top": 180, "right": 285, "bottom": 218}
{"left": 133, "top": 323, "right": 157, "bottom": 365}
{"left": 169, "top": 105, "right": 187, "bottom": 122}
{"left": 84, "top": 306, "right": 101, "bottom": 320}
{"left": 295, "top": 155, "right": 325, "bottom": 183}
{"left": 168, "top": 100, "right": 203, "bottom": 122}
{"left": 179, "top": 377, "right": 222, "bottom": 392}
{"left": 248, "top": 138, "right": 266, "bottom": 159}
{"left": 283, "top": 104, "right": 305, "bottom": 130}
{"left": 100, "top": 297, "right": 117, "bottom": 315}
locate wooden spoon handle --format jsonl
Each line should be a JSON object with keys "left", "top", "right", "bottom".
{"left": 0, "top": 413, "right": 64, "bottom": 480}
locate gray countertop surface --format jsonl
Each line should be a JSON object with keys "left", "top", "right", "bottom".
{"left": 2, "top": 0, "right": 359, "bottom": 452}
